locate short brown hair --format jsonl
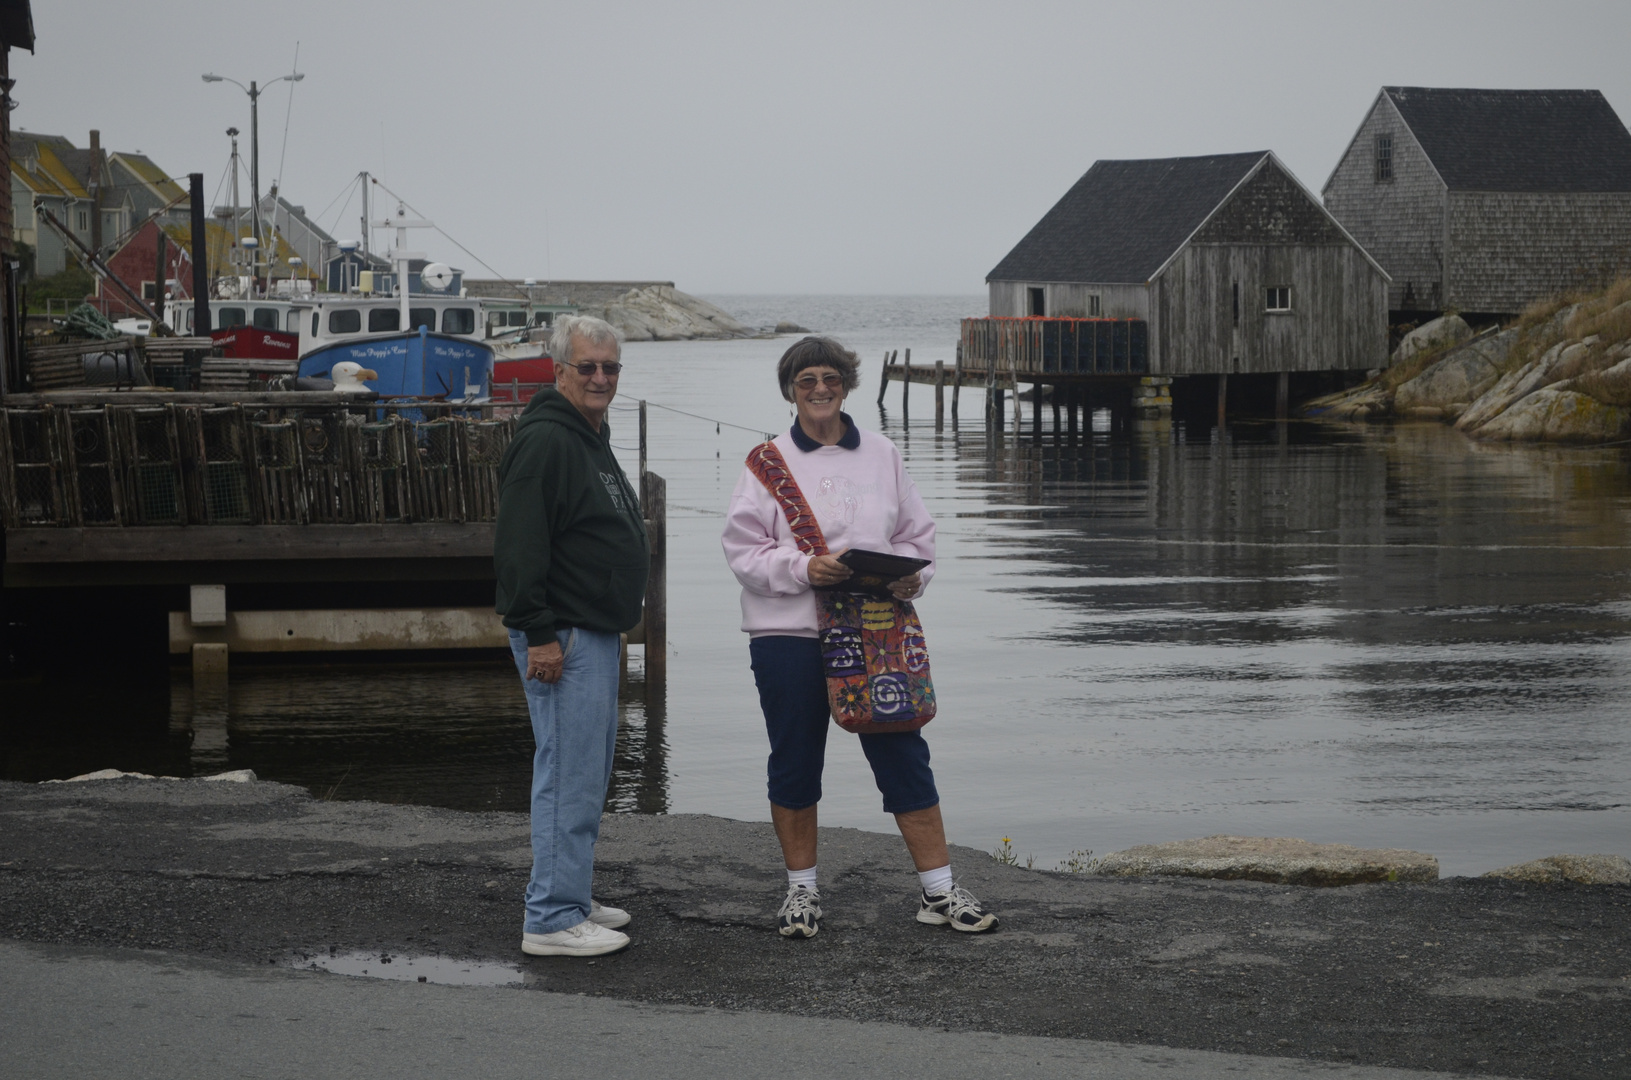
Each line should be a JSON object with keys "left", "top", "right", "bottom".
{"left": 776, "top": 336, "right": 861, "bottom": 402}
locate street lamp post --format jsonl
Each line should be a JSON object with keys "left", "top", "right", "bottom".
{"left": 202, "top": 69, "right": 304, "bottom": 290}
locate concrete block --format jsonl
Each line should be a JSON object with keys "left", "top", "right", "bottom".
{"left": 191, "top": 642, "right": 229, "bottom": 675}
{"left": 190, "top": 585, "right": 226, "bottom": 627}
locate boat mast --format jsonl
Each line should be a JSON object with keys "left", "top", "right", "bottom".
{"left": 359, "top": 171, "right": 370, "bottom": 262}
{"left": 374, "top": 200, "right": 430, "bottom": 332}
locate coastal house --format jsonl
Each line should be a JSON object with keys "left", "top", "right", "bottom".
{"left": 1322, "top": 87, "right": 1631, "bottom": 317}
{"left": 10, "top": 133, "right": 95, "bottom": 275}
{"left": 10, "top": 130, "right": 185, "bottom": 276}
{"left": 986, "top": 151, "right": 1389, "bottom": 377}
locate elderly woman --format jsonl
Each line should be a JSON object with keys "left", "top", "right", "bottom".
{"left": 721, "top": 336, "right": 997, "bottom": 939}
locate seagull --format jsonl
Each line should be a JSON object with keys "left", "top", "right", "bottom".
{"left": 330, "top": 361, "right": 379, "bottom": 394}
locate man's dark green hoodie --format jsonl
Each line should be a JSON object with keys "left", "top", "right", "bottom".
{"left": 494, "top": 388, "right": 649, "bottom": 646}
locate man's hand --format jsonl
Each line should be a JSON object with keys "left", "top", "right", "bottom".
{"left": 807, "top": 551, "right": 853, "bottom": 587}
{"left": 526, "top": 640, "right": 565, "bottom": 683}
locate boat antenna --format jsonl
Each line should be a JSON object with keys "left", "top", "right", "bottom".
{"left": 368, "top": 176, "right": 535, "bottom": 301}
{"left": 274, "top": 42, "right": 301, "bottom": 203}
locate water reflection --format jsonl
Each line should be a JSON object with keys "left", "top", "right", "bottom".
{"left": 6, "top": 659, "right": 668, "bottom": 816}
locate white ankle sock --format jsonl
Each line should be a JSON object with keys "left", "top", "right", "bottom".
{"left": 787, "top": 865, "right": 818, "bottom": 891}
{"left": 919, "top": 864, "right": 954, "bottom": 895}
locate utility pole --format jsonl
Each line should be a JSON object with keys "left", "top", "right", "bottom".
{"left": 202, "top": 69, "right": 304, "bottom": 298}
{"left": 189, "top": 173, "right": 211, "bottom": 335}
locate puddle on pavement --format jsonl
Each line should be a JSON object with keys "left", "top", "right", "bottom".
{"left": 292, "top": 949, "right": 523, "bottom": 987}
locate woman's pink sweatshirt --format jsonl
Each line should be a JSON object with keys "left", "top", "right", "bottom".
{"left": 721, "top": 420, "right": 936, "bottom": 638}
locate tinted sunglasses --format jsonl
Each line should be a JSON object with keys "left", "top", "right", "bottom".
{"left": 568, "top": 361, "right": 622, "bottom": 376}
{"left": 794, "top": 373, "right": 844, "bottom": 390}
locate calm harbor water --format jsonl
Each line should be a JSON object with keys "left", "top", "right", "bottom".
{"left": 5, "top": 295, "right": 1629, "bottom": 876}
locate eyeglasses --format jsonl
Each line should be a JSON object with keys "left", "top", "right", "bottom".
{"left": 567, "top": 361, "right": 622, "bottom": 377}
{"left": 794, "top": 373, "right": 844, "bottom": 391}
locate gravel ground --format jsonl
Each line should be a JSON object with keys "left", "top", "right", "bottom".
{"left": 1, "top": 778, "right": 1626, "bottom": 1079}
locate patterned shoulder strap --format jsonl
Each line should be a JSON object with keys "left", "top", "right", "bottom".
{"left": 745, "top": 440, "right": 829, "bottom": 557}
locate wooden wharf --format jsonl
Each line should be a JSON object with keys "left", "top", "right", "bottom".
{"left": 1, "top": 387, "right": 668, "bottom": 699}
{"left": 876, "top": 317, "right": 1178, "bottom": 434}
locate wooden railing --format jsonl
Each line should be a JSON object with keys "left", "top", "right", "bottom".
{"left": 960, "top": 317, "right": 1150, "bottom": 377}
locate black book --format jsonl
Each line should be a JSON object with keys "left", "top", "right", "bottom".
{"left": 831, "top": 548, "right": 931, "bottom": 599}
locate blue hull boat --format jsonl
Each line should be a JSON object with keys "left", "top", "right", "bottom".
{"left": 298, "top": 329, "right": 495, "bottom": 399}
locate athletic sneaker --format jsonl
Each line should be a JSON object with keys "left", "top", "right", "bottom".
{"left": 589, "top": 899, "right": 631, "bottom": 929}
{"left": 777, "top": 884, "right": 822, "bottom": 938}
{"left": 917, "top": 883, "right": 998, "bottom": 933}
{"left": 522, "top": 919, "right": 630, "bottom": 957}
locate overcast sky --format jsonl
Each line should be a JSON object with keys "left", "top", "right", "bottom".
{"left": 16, "top": 1, "right": 1631, "bottom": 293}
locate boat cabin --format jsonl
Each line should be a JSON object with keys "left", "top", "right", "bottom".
{"left": 295, "top": 295, "right": 482, "bottom": 357}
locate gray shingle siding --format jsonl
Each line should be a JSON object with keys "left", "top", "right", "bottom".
{"left": 1447, "top": 191, "right": 1631, "bottom": 311}
{"left": 1323, "top": 93, "right": 1447, "bottom": 312}
{"left": 1325, "top": 87, "right": 1631, "bottom": 314}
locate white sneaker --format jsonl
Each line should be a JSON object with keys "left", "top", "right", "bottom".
{"left": 522, "top": 919, "right": 630, "bottom": 957}
{"left": 589, "top": 899, "right": 631, "bottom": 929}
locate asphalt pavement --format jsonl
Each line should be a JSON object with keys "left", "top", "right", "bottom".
{"left": 1, "top": 778, "right": 1626, "bottom": 1079}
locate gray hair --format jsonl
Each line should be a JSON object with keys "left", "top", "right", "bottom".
{"left": 550, "top": 314, "right": 623, "bottom": 368}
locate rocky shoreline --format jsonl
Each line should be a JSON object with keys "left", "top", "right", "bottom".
{"left": 1307, "top": 281, "right": 1631, "bottom": 442}
{"left": 3, "top": 776, "right": 1628, "bottom": 1079}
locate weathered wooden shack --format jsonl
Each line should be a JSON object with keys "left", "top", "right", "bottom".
{"left": 1322, "top": 87, "right": 1631, "bottom": 317}
{"left": 986, "top": 151, "right": 1390, "bottom": 381}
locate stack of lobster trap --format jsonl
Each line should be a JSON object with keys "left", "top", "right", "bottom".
{"left": 0, "top": 402, "right": 515, "bottom": 529}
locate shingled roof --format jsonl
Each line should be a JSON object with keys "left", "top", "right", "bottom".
{"left": 987, "top": 152, "right": 1268, "bottom": 284}
{"left": 1384, "top": 87, "right": 1631, "bottom": 192}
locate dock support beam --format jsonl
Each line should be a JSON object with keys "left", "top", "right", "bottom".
{"left": 1217, "top": 373, "right": 1229, "bottom": 430}
{"left": 900, "top": 348, "right": 910, "bottom": 419}
{"left": 641, "top": 471, "right": 667, "bottom": 703}
{"left": 934, "top": 360, "right": 945, "bottom": 430}
{"left": 1276, "top": 371, "right": 1289, "bottom": 421}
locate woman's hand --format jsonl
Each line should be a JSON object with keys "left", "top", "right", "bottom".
{"left": 807, "top": 551, "right": 853, "bottom": 587}
{"left": 888, "top": 571, "right": 923, "bottom": 600}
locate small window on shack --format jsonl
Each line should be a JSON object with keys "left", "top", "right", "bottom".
{"left": 368, "top": 307, "right": 401, "bottom": 333}
{"left": 253, "top": 308, "right": 279, "bottom": 330}
{"left": 442, "top": 308, "right": 476, "bottom": 335}
{"left": 1265, "top": 286, "right": 1291, "bottom": 313}
{"left": 1375, "top": 135, "right": 1393, "bottom": 182}
{"left": 1027, "top": 287, "right": 1045, "bottom": 317}
{"left": 409, "top": 307, "right": 437, "bottom": 332}
{"left": 328, "top": 309, "right": 361, "bottom": 334}
{"left": 1087, "top": 295, "right": 1100, "bottom": 318}
{"left": 217, "top": 307, "right": 246, "bottom": 329}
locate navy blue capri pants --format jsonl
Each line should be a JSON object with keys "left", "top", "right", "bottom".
{"left": 749, "top": 635, "right": 940, "bottom": 815}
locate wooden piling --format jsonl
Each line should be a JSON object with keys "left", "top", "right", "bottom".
{"left": 900, "top": 348, "right": 911, "bottom": 418}
{"left": 876, "top": 350, "right": 892, "bottom": 405}
{"left": 934, "top": 360, "right": 945, "bottom": 429}
{"left": 1032, "top": 380, "right": 1042, "bottom": 436}
{"left": 1276, "top": 371, "right": 1289, "bottom": 421}
{"left": 1217, "top": 373, "right": 1229, "bottom": 429}
{"left": 951, "top": 347, "right": 963, "bottom": 418}
{"left": 641, "top": 470, "right": 667, "bottom": 701}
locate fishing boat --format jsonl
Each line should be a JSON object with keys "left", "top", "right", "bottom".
{"left": 297, "top": 325, "right": 494, "bottom": 399}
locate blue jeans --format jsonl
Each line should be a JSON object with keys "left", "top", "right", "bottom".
{"left": 509, "top": 627, "right": 621, "bottom": 934}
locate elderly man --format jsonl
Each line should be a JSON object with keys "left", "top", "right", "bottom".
{"left": 495, "top": 314, "right": 649, "bottom": 957}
